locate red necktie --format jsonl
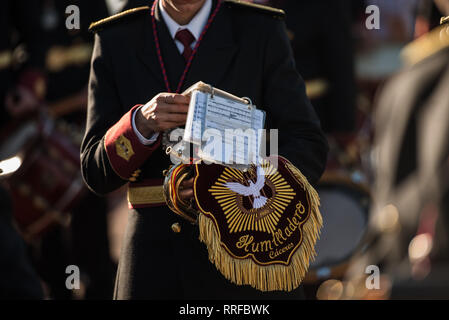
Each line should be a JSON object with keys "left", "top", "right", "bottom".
{"left": 175, "top": 29, "right": 195, "bottom": 62}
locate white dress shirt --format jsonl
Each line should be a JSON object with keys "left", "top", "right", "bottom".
{"left": 132, "top": 0, "right": 212, "bottom": 145}
{"left": 159, "top": 0, "right": 212, "bottom": 54}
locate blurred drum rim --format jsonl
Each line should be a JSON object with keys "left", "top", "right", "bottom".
{"left": 304, "top": 170, "right": 371, "bottom": 284}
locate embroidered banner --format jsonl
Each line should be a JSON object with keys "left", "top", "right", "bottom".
{"left": 194, "top": 156, "right": 322, "bottom": 292}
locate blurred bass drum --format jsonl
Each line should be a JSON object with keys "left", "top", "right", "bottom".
{"left": 0, "top": 113, "right": 86, "bottom": 241}
{"left": 305, "top": 171, "right": 370, "bottom": 282}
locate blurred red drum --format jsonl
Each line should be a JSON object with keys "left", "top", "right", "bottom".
{"left": 0, "top": 113, "right": 87, "bottom": 241}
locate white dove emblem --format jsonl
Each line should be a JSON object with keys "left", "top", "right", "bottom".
{"left": 224, "top": 166, "right": 267, "bottom": 209}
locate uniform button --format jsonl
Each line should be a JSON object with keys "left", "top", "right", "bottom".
{"left": 171, "top": 222, "right": 181, "bottom": 233}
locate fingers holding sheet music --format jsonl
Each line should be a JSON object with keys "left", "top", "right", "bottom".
{"left": 160, "top": 93, "right": 190, "bottom": 105}
{"left": 136, "top": 93, "right": 190, "bottom": 136}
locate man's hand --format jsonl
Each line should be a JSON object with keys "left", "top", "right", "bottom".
{"left": 135, "top": 93, "right": 190, "bottom": 138}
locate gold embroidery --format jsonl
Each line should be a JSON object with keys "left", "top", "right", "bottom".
{"left": 209, "top": 161, "right": 295, "bottom": 234}
{"left": 196, "top": 157, "right": 323, "bottom": 292}
{"left": 115, "top": 135, "right": 134, "bottom": 161}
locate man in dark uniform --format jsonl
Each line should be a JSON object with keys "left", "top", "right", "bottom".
{"left": 82, "top": 0, "right": 328, "bottom": 299}
{"left": 346, "top": 11, "right": 449, "bottom": 299}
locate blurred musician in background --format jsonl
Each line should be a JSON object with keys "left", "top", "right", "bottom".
{"left": 31, "top": 0, "right": 117, "bottom": 300}
{"left": 0, "top": 0, "right": 46, "bottom": 299}
{"left": 415, "top": 0, "right": 449, "bottom": 37}
{"left": 344, "top": 3, "right": 449, "bottom": 299}
{"left": 1, "top": 0, "right": 46, "bottom": 126}
{"left": 1, "top": 0, "right": 122, "bottom": 299}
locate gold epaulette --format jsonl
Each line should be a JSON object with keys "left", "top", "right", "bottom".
{"left": 89, "top": 6, "right": 150, "bottom": 33}
{"left": 441, "top": 16, "right": 449, "bottom": 25}
{"left": 224, "top": 0, "right": 285, "bottom": 19}
{"left": 401, "top": 23, "right": 449, "bottom": 66}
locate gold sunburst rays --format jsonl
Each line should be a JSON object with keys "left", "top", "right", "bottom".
{"left": 208, "top": 162, "right": 296, "bottom": 234}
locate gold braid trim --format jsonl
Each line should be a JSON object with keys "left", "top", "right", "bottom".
{"left": 89, "top": 6, "right": 150, "bottom": 32}
{"left": 198, "top": 162, "right": 322, "bottom": 292}
{"left": 441, "top": 16, "right": 449, "bottom": 25}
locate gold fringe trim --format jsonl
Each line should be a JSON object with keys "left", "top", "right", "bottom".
{"left": 198, "top": 163, "right": 322, "bottom": 292}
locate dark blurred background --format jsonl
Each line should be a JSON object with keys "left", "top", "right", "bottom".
{"left": 0, "top": 0, "right": 448, "bottom": 300}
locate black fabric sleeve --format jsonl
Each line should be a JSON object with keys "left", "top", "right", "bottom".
{"left": 80, "top": 33, "right": 127, "bottom": 195}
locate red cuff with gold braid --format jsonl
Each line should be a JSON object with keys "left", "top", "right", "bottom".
{"left": 104, "top": 105, "right": 161, "bottom": 180}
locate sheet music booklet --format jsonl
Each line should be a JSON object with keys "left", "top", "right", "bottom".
{"left": 181, "top": 82, "right": 265, "bottom": 166}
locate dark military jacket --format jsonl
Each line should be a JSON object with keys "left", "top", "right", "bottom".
{"left": 81, "top": 0, "right": 327, "bottom": 299}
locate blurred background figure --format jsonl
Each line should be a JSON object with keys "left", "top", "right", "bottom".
{"left": 255, "top": 0, "right": 357, "bottom": 135}
{"left": 254, "top": 0, "right": 448, "bottom": 300}
{"left": 356, "top": 0, "right": 419, "bottom": 100}
{"left": 415, "top": 0, "right": 449, "bottom": 37}
{"left": 1, "top": 0, "right": 127, "bottom": 299}
{"left": 335, "top": 2, "right": 449, "bottom": 300}
{"left": 0, "top": 186, "right": 44, "bottom": 299}
{"left": 30, "top": 0, "right": 114, "bottom": 300}
{"left": 365, "top": 0, "right": 419, "bottom": 43}
{"left": 0, "top": 0, "right": 47, "bottom": 300}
